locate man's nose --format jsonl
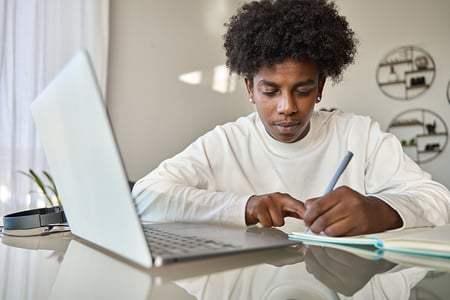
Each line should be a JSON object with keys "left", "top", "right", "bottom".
{"left": 277, "top": 93, "right": 297, "bottom": 115}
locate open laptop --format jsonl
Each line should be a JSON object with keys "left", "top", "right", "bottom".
{"left": 30, "top": 50, "right": 298, "bottom": 268}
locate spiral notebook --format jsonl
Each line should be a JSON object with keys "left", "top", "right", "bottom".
{"left": 289, "top": 225, "right": 450, "bottom": 258}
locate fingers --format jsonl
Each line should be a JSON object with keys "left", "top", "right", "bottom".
{"left": 303, "top": 195, "right": 339, "bottom": 233}
{"left": 253, "top": 196, "right": 288, "bottom": 227}
{"left": 266, "top": 210, "right": 284, "bottom": 227}
{"left": 245, "top": 193, "right": 305, "bottom": 227}
{"left": 259, "top": 201, "right": 284, "bottom": 227}
{"left": 303, "top": 186, "right": 388, "bottom": 236}
{"left": 304, "top": 197, "right": 318, "bottom": 209}
{"left": 303, "top": 186, "right": 363, "bottom": 235}
{"left": 249, "top": 186, "right": 400, "bottom": 234}
{"left": 306, "top": 205, "right": 351, "bottom": 235}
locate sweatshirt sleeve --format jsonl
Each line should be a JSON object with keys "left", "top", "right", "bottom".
{"left": 131, "top": 130, "right": 250, "bottom": 227}
{"left": 363, "top": 120, "right": 450, "bottom": 228}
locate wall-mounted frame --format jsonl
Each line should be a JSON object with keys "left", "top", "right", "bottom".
{"left": 376, "top": 46, "right": 435, "bottom": 100}
{"left": 388, "top": 109, "right": 448, "bottom": 163}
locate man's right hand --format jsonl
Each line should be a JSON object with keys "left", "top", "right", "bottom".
{"left": 245, "top": 192, "right": 306, "bottom": 227}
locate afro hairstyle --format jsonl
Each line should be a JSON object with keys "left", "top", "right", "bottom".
{"left": 223, "top": 0, "right": 358, "bottom": 83}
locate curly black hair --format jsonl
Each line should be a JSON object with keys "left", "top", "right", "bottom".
{"left": 223, "top": 0, "right": 357, "bottom": 83}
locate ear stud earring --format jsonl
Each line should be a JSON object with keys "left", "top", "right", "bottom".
{"left": 249, "top": 98, "right": 254, "bottom": 103}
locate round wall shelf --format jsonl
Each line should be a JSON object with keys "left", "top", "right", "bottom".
{"left": 447, "top": 80, "right": 450, "bottom": 104}
{"left": 388, "top": 109, "right": 448, "bottom": 163}
{"left": 376, "top": 46, "right": 435, "bottom": 100}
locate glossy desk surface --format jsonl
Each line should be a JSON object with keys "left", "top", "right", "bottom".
{"left": 1, "top": 231, "right": 450, "bottom": 300}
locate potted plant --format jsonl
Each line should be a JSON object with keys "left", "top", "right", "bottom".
{"left": 19, "top": 169, "right": 61, "bottom": 207}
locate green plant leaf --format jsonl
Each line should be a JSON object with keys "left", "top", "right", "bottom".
{"left": 43, "top": 171, "right": 61, "bottom": 205}
{"left": 17, "top": 170, "right": 34, "bottom": 180}
{"left": 29, "top": 169, "right": 46, "bottom": 192}
{"left": 43, "top": 171, "right": 57, "bottom": 191}
{"left": 45, "top": 185, "right": 62, "bottom": 206}
{"left": 19, "top": 169, "right": 54, "bottom": 206}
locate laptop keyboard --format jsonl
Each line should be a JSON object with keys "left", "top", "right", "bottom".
{"left": 142, "top": 224, "right": 240, "bottom": 257}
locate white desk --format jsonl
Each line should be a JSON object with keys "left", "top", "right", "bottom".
{"left": 1, "top": 232, "right": 450, "bottom": 299}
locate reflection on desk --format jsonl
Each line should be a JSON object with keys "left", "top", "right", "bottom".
{"left": 0, "top": 232, "right": 71, "bottom": 300}
{"left": 1, "top": 232, "right": 450, "bottom": 299}
{"left": 175, "top": 246, "right": 428, "bottom": 299}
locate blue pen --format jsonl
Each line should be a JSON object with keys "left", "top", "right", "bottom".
{"left": 304, "top": 151, "right": 354, "bottom": 233}
{"left": 323, "top": 151, "right": 354, "bottom": 194}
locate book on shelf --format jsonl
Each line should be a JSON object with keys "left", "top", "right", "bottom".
{"left": 289, "top": 224, "right": 450, "bottom": 260}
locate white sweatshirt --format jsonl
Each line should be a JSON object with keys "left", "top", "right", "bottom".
{"left": 133, "top": 110, "right": 450, "bottom": 229}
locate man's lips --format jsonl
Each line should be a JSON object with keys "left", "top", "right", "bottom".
{"left": 274, "top": 120, "right": 302, "bottom": 127}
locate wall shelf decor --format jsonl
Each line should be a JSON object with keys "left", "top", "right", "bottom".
{"left": 388, "top": 109, "right": 448, "bottom": 163}
{"left": 447, "top": 80, "right": 450, "bottom": 105}
{"left": 376, "top": 46, "right": 435, "bottom": 100}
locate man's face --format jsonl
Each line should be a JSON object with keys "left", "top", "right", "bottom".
{"left": 245, "top": 59, "right": 325, "bottom": 143}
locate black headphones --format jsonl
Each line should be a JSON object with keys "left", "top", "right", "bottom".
{"left": 3, "top": 206, "right": 66, "bottom": 230}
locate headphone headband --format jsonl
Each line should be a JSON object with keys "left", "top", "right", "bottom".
{"left": 3, "top": 206, "right": 66, "bottom": 230}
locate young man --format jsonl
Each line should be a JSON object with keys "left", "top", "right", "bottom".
{"left": 133, "top": 0, "right": 450, "bottom": 236}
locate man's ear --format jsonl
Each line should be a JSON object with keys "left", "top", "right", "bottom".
{"left": 244, "top": 77, "right": 254, "bottom": 100}
{"left": 317, "top": 75, "right": 326, "bottom": 100}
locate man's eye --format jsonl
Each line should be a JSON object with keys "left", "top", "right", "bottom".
{"left": 296, "top": 89, "right": 312, "bottom": 96}
{"left": 262, "top": 90, "right": 278, "bottom": 96}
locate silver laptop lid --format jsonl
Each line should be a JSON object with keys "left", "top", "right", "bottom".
{"left": 31, "top": 50, "right": 152, "bottom": 267}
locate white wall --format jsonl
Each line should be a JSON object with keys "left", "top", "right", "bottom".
{"left": 107, "top": 0, "right": 253, "bottom": 181}
{"left": 322, "top": 0, "right": 450, "bottom": 188}
{"left": 108, "top": 0, "right": 450, "bottom": 188}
